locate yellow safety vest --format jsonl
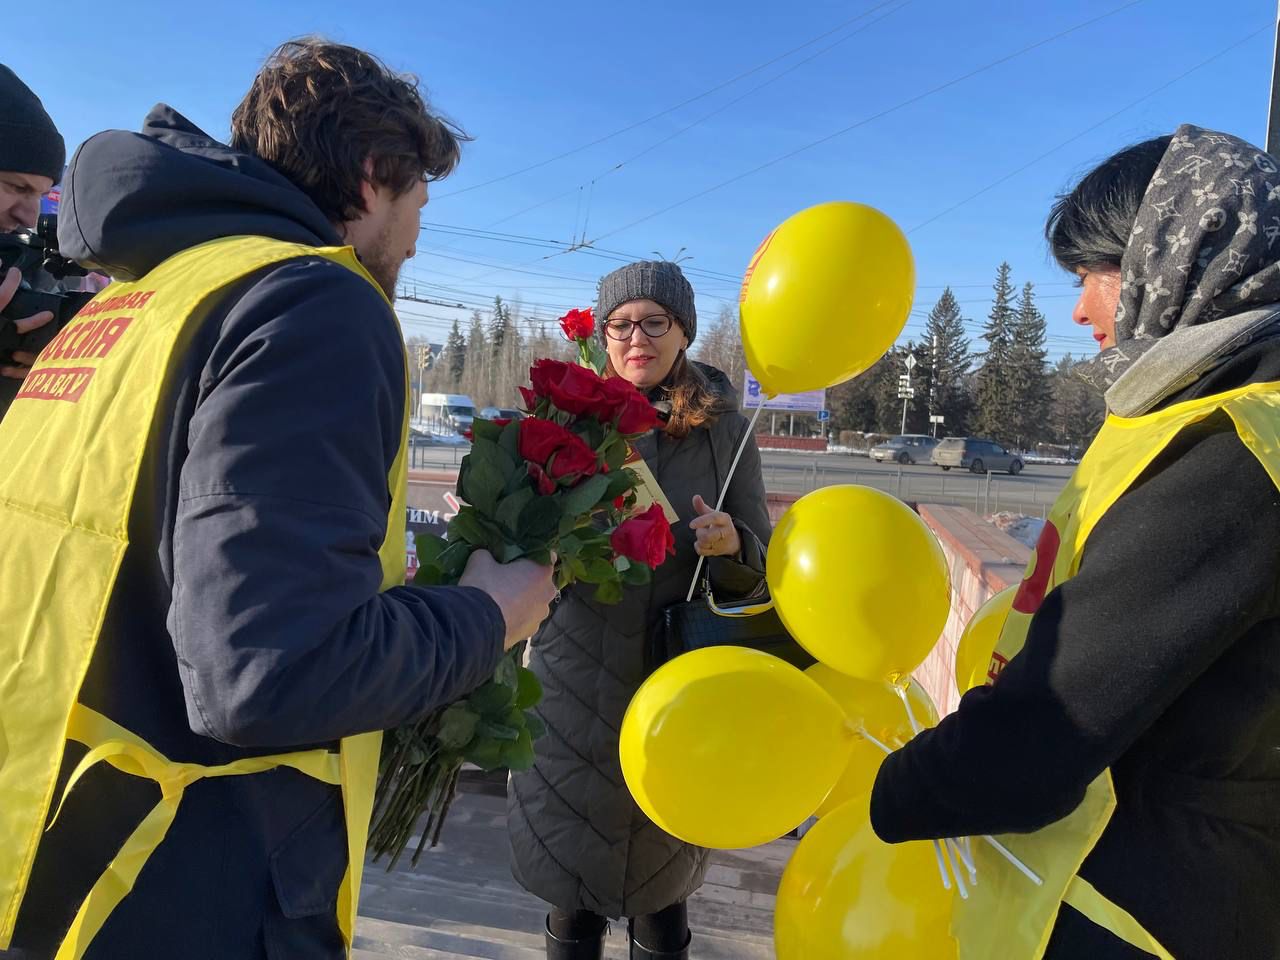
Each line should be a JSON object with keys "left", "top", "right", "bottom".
{"left": 0, "top": 235, "right": 409, "bottom": 958}
{"left": 952, "top": 381, "right": 1280, "bottom": 960}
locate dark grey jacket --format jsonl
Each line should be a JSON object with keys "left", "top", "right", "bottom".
{"left": 12, "top": 107, "right": 505, "bottom": 958}
{"left": 508, "top": 365, "right": 771, "bottom": 919}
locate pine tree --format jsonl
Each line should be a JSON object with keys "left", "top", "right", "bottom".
{"left": 489, "top": 295, "right": 511, "bottom": 359}
{"left": 445, "top": 318, "right": 466, "bottom": 387}
{"left": 921, "top": 288, "right": 971, "bottom": 437}
{"left": 1009, "top": 281, "right": 1051, "bottom": 449}
{"left": 462, "top": 310, "right": 489, "bottom": 402}
{"left": 1048, "top": 354, "right": 1106, "bottom": 454}
{"left": 974, "top": 263, "right": 1018, "bottom": 443}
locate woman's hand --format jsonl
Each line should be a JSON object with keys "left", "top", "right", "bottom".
{"left": 690, "top": 494, "right": 742, "bottom": 558}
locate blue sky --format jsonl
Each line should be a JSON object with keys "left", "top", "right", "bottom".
{"left": 7, "top": 0, "right": 1275, "bottom": 360}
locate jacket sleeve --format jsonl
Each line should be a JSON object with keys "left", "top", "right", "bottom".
{"left": 168, "top": 258, "right": 506, "bottom": 749}
{"left": 870, "top": 417, "right": 1280, "bottom": 841}
{"left": 708, "top": 415, "right": 771, "bottom": 599}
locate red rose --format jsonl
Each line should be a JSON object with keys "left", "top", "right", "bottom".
{"left": 528, "top": 462, "right": 556, "bottom": 496}
{"left": 518, "top": 417, "right": 600, "bottom": 487}
{"left": 519, "top": 386, "right": 539, "bottom": 412}
{"left": 611, "top": 503, "right": 675, "bottom": 569}
{"left": 559, "top": 307, "right": 595, "bottom": 341}
{"left": 518, "top": 417, "right": 575, "bottom": 464}
{"left": 615, "top": 389, "right": 661, "bottom": 435}
{"left": 613, "top": 495, "right": 627, "bottom": 510}
{"left": 547, "top": 438, "right": 598, "bottom": 483}
{"left": 528, "top": 359, "right": 616, "bottom": 419}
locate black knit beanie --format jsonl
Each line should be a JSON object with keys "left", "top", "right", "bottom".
{"left": 596, "top": 260, "right": 697, "bottom": 344}
{"left": 0, "top": 64, "right": 65, "bottom": 182}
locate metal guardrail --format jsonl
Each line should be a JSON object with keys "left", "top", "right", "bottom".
{"left": 763, "top": 461, "right": 1054, "bottom": 518}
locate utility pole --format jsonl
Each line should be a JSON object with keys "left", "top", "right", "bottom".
{"left": 1269, "top": 0, "right": 1280, "bottom": 157}
{"left": 898, "top": 353, "right": 917, "bottom": 435}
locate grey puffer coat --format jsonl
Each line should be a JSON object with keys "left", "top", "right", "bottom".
{"left": 508, "top": 363, "right": 771, "bottom": 919}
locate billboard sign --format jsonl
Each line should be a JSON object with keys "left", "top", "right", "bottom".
{"left": 742, "top": 371, "right": 826, "bottom": 413}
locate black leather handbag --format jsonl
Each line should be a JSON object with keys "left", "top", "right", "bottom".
{"left": 646, "top": 583, "right": 816, "bottom": 673}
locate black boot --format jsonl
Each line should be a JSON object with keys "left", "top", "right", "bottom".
{"left": 545, "top": 914, "right": 605, "bottom": 960}
{"left": 629, "top": 929, "right": 691, "bottom": 960}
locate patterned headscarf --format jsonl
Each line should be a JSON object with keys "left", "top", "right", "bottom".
{"left": 1077, "top": 124, "right": 1280, "bottom": 396}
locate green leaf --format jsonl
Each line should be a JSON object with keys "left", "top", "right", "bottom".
{"left": 414, "top": 535, "right": 449, "bottom": 566}
{"left": 496, "top": 488, "right": 535, "bottom": 534}
{"left": 603, "top": 470, "right": 634, "bottom": 503}
{"left": 518, "top": 496, "right": 562, "bottom": 544}
{"left": 524, "top": 711, "right": 547, "bottom": 741}
{"left": 560, "top": 473, "right": 611, "bottom": 519}
{"left": 613, "top": 555, "right": 631, "bottom": 573}
{"left": 468, "top": 682, "right": 516, "bottom": 717}
{"left": 464, "top": 738, "right": 505, "bottom": 771}
{"left": 448, "top": 508, "right": 489, "bottom": 547}
{"left": 580, "top": 557, "right": 619, "bottom": 584}
{"left": 470, "top": 418, "right": 505, "bottom": 444}
{"left": 412, "top": 563, "right": 445, "bottom": 586}
{"left": 461, "top": 442, "right": 507, "bottom": 516}
{"left": 500, "top": 418, "right": 521, "bottom": 462}
{"left": 495, "top": 654, "right": 519, "bottom": 691}
{"left": 500, "top": 728, "right": 536, "bottom": 772}
{"left": 515, "top": 668, "right": 543, "bottom": 710}
{"left": 478, "top": 721, "right": 521, "bottom": 742}
{"left": 498, "top": 542, "right": 526, "bottom": 562}
{"left": 435, "top": 705, "right": 479, "bottom": 750}
{"left": 604, "top": 440, "right": 629, "bottom": 474}
{"left": 594, "top": 579, "right": 625, "bottom": 604}
{"left": 621, "top": 562, "right": 652, "bottom": 586}
{"left": 438, "top": 541, "right": 473, "bottom": 578}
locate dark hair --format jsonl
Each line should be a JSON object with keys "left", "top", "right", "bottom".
{"left": 1046, "top": 135, "right": 1172, "bottom": 271}
{"left": 230, "top": 38, "right": 468, "bottom": 224}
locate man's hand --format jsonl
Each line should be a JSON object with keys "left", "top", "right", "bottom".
{"left": 460, "top": 549, "right": 557, "bottom": 650}
{"left": 0, "top": 267, "right": 54, "bottom": 380}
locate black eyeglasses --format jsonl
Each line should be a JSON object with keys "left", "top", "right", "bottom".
{"left": 604, "top": 313, "right": 675, "bottom": 341}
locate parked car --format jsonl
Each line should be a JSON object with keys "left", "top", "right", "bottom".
{"left": 870, "top": 434, "right": 939, "bottom": 464}
{"left": 478, "top": 406, "right": 525, "bottom": 422}
{"left": 931, "top": 437, "right": 1024, "bottom": 475}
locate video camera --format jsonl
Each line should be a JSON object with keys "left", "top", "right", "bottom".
{"left": 0, "top": 215, "right": 94, "bottom": 414}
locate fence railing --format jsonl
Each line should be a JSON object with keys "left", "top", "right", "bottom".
{"left": 762, "top": 460, "right": 1053, "bottom": 518}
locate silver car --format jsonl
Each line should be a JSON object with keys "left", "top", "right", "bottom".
{"left": 870, "top": 434, "right": 939, "bottom": 464}
{"left": 932, "top": 437, "right": 1024, "bottom": 475}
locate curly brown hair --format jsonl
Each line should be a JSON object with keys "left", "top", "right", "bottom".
{"left": 230, "top": 38, "right": 467, "bottom": 223}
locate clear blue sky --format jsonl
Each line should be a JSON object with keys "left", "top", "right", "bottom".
{"left": 6, "top": 0, "right": 1275, "bottom": 360}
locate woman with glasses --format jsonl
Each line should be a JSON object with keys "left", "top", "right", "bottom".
{"left": 508, "top": 261, "right": 773, "bottom": 960}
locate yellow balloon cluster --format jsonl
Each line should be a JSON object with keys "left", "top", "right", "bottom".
{"left": 617, "top": 203, "right": 964, "bottom": 957}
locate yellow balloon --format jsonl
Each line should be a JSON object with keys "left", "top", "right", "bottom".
{"left": 740, "top": 201, "right": 915, "bottom": 396}
{"left": 955, "top": 586, "right": 1017, "bottom": 695}
{"left": 775, "top": 799, "right": 957, "bottom": 960}
{"left": 620, "top": 646, "right": 855, "bottom": 849}
{"left": 768, "top": 485, "right": 951, "bottom": 681}
{"left": 806, "top": 666, "right": 939, "bottom": 817}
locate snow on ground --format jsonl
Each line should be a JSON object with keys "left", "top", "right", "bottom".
{"left": 988, "top": 511, "right": 1046, "bottom": 549}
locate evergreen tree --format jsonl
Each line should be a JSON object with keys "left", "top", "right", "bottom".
{"left": 462, "top": 310, "right": 489, "bottom": 402}
{"left": 445, "top": 318, "right": 466, "bottom": 387}
{"left": 1048, "top": 354, "right": 1106, "bottom": 454}
{"left": 921, "top": 288, "right": 972, "bottom": 437}
{"left": 974, "top": 262, "right": 1018, "bottom": 443}
{"left": 489, "top": 295, "right": 512, "bottom": 359}
{"left": 1009, "top": 281, "right": 1051, "bottom": 448}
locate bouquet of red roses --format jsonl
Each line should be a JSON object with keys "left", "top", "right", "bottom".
{"left": 369, "top": 338, "right": 675, "bottom": 865}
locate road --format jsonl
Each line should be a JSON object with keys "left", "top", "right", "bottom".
{"left": 406, "top": 437, "right": 1073, "bottom": 518}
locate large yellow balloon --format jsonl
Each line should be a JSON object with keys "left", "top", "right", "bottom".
{"left": 806, "top": 666, "right": 939, "bottom": 817}
{"left": 954, "top": 585, "right": 1017, "bottom": 695}
{"left": 620, "top": 647, "right": 855, "bottom": 849}
{"left": 775, "top": 799, "right": 957, "bottom": 960}
{"left": 740, "top": 201, "right": 915, "bottom": 397}
{"left": 768, "top": 485, "right": 951, "bottom": 681}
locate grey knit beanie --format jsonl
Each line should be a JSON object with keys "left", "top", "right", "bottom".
{"left": 596, "top": 260, "right": 697, "bottom": 344}
{"left": 0, "top": 64, "right": 64, "bottom": 182}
